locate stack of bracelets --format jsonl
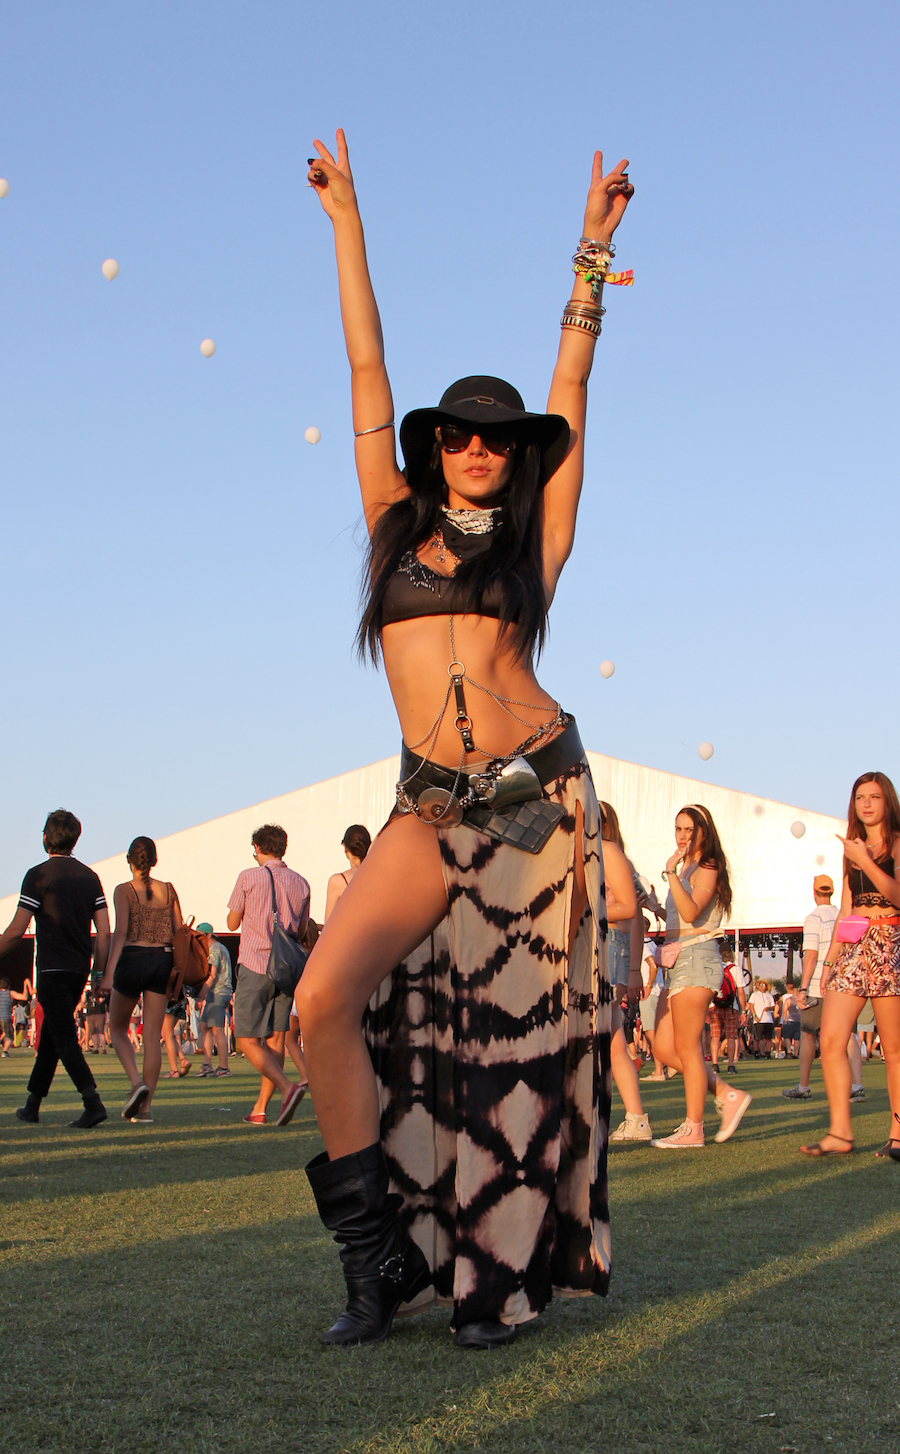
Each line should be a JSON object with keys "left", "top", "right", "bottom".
{"left": 561, "top": 236, "right": 614, "bottom": 337}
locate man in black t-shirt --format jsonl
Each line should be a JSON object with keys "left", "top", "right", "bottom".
{"left": 0, "top": 809, "right": 111, "bottom": 1127}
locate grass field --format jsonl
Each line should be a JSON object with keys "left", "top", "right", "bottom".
{"left": 1, "top": 1050, "right": 898, "bottom": 1454}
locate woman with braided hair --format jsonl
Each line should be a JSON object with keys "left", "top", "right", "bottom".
{"left": 100, "top": 836, "right": 184, "bottom": 1123}
{"left": 296, "top": 130, "right": 633, "bottom": 1349}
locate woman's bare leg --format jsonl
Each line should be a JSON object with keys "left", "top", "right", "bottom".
{"left": 140, "top": 993, "right": 169, "bottom": 1109}
{"left": 285, "top": 1020, "right": 308, "bottom": 1081}
{"left": 872, "top": 996, "right": 900, "bottom": 1138}
{"left": 817, "top": 990, "right": 865, "bottom": 1146}
{"left": 669, "top": 987, "right": 717, "bottom": 1123}
{"left": 296, "top": 814, "right": 449, "bottom": 1160}
{"left": 847, "top": 1031, "right": 863, "bottom": 1085}
{"left": 108, "top": 991, "right": 141, "bottom": 1085}
{"left": 611, "top": 1007, "right": 645, "bottom": 1115}
{"left": 161, "top": 1013, "right": 180, "bottom": 1073}
{"left": 651, "top": 991, "right": 683, "bottom": 1074}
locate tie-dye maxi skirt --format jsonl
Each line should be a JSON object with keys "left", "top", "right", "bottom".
{"left": 364, "top": 754, "right": 612, "bottom": 1329}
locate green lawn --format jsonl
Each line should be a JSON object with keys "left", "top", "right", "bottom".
{"left": 1, "top": 1051, "right": 898, "bottom": 1454}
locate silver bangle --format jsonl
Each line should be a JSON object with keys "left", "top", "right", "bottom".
{"left": 354, "top": 420, "right": 395, "bottom": 438}
{"left": 580, "top": 237, "right": 615, "bottom": 254}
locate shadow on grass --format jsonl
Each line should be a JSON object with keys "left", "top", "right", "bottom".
{"left": 2, "top": 1062, "right": 899, "bottom": 1453}
{"left": 2, "top": 1130, "right": 899, "bottom": 1454}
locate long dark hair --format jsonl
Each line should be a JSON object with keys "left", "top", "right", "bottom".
{"left": 845, "top": 771, "right": 900, "bottom": 868}
{"left": 357, "top": 438, "right": 548, "bottom": 665}
{"left": 677, "top": 804, "right": 733, "bottom": 917}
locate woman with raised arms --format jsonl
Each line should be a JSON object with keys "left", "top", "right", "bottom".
{"left": 296, "top": 131, "right": 633, "bottom": 1349}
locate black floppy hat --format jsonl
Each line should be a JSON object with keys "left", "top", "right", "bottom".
{"left": 399, "top": 376, "right": 570, "bottom": 483}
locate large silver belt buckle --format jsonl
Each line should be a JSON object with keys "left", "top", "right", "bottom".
{"left": 468, "top": 756, "right": 542, "bottom": 811}
{"left": 416, "top": 787, "right": 464, "bottom": 826}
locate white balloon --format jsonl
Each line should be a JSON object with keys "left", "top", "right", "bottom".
{"left": 200, "top": 338, "right": 216, "bottom": 358}
{"left": 101, "top": 258, "right": 119, "bottom": 281}
{"left": 599, "top": 660, "right": 615, "bottom": 679}
{"left": 304, "top": 426, "right": 322, "bottom": 445}
{"left": 0, "top": 179, "right": 9, "bottom": 199}
{"left": 791, "top": 821, "right": 806, "bottom": 839}
{"left": 698, "top": 742, "right": 714, "bottom": 761}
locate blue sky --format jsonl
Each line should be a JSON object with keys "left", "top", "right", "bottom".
{"left": 1, "top": 1, "right": 898, "bottom": 892}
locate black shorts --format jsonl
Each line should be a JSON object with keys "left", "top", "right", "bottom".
{"left": 113, "top": 946, "right": 173, "bottom": 999}
{"left": 756, "top": 1022, "right": 774, "bottom": 1039}
{"left": 781, "top": 1022, "right": 800, "bottom": 1041}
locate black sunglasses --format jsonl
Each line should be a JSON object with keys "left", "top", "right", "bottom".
{"left": 437, "top": 423, "right": 517, "bottom": 457}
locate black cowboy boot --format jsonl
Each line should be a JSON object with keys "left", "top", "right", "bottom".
{"left": 306, "top": 1142, "right": 433, "bottom": 1347}
{"left": 456, "top": 1319, "right": 518, "bottom": 1349}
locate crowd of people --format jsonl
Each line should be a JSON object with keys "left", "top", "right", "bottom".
{"left": 3, "top": 133, "right": 899, "bottom": 1356}
{"left": 0, "top": 812, "right": 372, "bottom": 1130}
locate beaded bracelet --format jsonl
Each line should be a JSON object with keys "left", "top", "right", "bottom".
{"left": 573, "top": 237, "right": 615, "bottom": 294}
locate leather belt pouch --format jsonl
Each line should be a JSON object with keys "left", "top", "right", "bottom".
{"left": 397, "top": 718, "right": 583, "bottom": 855}
{"left": 463, "top": 798, "right": 566, "bottom": 854}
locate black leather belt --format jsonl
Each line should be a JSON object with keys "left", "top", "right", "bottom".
{"left": 395, "top": 717, "right": 585, "bottom": 854}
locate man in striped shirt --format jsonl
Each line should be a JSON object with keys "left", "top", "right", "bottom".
{"left": 227, "top": 823, "right": 310, "bottom": 1126}
{"left": 0, "top": 809, "right": 110, "bottom": 1127}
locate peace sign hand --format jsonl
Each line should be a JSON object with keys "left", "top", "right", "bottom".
{"left": 307, "top": 129, "right": 358, "bottom": 220}
{"left": 582, "top": 152, "right": 634, "bottom": 244}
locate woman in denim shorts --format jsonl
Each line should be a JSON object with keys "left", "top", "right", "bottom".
{"left": 650, "top": 805, "right": 752, "bottom": 1149}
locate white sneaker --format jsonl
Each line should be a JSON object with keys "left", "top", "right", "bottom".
{"left": 714, "top": 1087, "right": 752, "bottom": 1143}
{"left": 609, "top": 1112, "right": 652, "bottom": 1143}
{"left": 651, "top": 1119, "right": 705, "bottom": 1148}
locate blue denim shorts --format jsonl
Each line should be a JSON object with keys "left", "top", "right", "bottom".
{"left": 666, "top": 940, "right": 724, "bottom": 998}
{"left": 200, "top": 993, "right": 232, "bottom": 1029}
{"left": 608, "top": 926, "right": 631, "bottom": 986}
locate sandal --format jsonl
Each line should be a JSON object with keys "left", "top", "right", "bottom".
{"left": 800, "top": 1134, "right": 854, "bottom": 1157}
{"left": 877, "top": 1111, "right": 900, "bottom": 1159}
{"left": 177, "top": 1060, "right": 191, "bottom": 1077}
{"left": 163, "top": 1070, "right": 181, "bottom": 1078}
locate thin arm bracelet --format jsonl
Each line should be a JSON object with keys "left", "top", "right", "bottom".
{"left": 563, "top": 298, "right": 605, "bottom": 318}
{"left": 354, "top": 419, "right": 395, "bottom": 438}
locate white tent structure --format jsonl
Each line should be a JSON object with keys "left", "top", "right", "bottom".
{"left": 0, "top": 751, "right": 845, "bottom": 934}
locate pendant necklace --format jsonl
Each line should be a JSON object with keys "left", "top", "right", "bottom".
{"left": 429, "top": 529, "right": 460, "bottom": 569}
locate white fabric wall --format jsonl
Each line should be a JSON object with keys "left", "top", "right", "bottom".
{"left": 0, "top": 751, "right": 845, "bottom": 933}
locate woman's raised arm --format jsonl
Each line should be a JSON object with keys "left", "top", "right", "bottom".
{"left": 308, "top": 131, "right": 408, "bottom": 534}
{"left": 542, "top": 151, "right": 633, "bottom": 594}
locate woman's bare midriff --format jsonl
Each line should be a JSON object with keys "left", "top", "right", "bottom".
{"left": 382, "top": 612, "right": 560, "bottom": 768}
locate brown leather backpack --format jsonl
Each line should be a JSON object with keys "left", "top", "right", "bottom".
{"left": 169, "top": 913, "right": 210, "bottom": 1000}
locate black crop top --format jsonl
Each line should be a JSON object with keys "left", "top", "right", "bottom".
{"left": 381, "top": 552, "right": 508, "bottom": 626}
{"left": 849, "top": 853, "right": 897, "bottom": 910}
